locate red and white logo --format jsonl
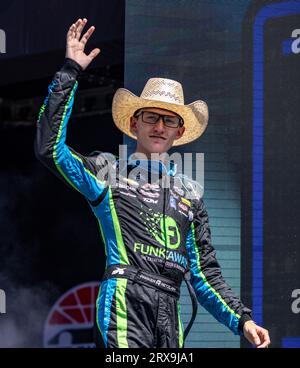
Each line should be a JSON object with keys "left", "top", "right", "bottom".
{"left": 178, "top": 202, "right": 188, "bottom": 212}
{"left": 44, "top": 282, "right": 100, "bottom": 348}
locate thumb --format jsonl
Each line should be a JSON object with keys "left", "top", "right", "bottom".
{"left": 88, "top": 48, "right": 101, "bottom": 60}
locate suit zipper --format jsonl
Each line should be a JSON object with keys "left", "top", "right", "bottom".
{"left": 161, "top": 182, "right": 167, "bottom": 274}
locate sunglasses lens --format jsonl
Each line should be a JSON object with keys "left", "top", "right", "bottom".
{"left": 142, "top": 111, "right": 181, "bottom": 127}
{"left": 143, "top": 112, "right": 159, "bottom": 124}
{"left": 164, "top": 116, "right": 181, "bottom": 127}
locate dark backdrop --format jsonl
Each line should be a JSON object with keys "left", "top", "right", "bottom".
{"left": 0, "top": 0, "right": 124, "bottom": 347}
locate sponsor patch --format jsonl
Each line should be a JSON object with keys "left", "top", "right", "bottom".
{"left": 143, "top": 198, "right": 158, "bottom": 204}
{"left": 181, "top": 197, "right": 191, "bottom": 207}
{"left": 170, "top": 196, "right": 177, "bottom": 210}
{"left": 120, "top": 191, "right": 137, "bottom": 198}
{"left": 178, "top": 202, "right": 188, "bottom": 212}
{"left": 173, "top": 186, "right": 184, "bottom": 197}
{"left": 112, "top": 268, "right": 125, "bottom": 275}
{"left": 142, "top": 183, "right": 160, "bottom": 191}
{"left": 140, "top": 189, "right": 160, "bottom": 198}
{"left": 118, "top": 182, "right": 137, "bottom": 191}
{"left": 170, "top": 189, "right": 179, "bottom": 200}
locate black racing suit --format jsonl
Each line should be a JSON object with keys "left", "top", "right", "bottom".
{"left": 34, "top": 58, "right": 252, "bottom": 348}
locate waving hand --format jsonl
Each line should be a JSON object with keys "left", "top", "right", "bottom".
{"left": 65, "top": 18, "right": 101, "bottom": 70}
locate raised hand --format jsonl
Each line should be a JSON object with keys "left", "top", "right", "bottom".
{"left": 65, "top": 18, "right": 101, "bottom": 70}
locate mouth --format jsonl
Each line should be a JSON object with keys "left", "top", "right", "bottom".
{"left": 149, "top": 136, "right": 167, "bottom": 141}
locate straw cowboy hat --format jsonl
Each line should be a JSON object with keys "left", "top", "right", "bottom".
{"left": 112, "top": 77, "right": 209, "bottom": 146}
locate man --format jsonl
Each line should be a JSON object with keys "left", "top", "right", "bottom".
{"left": 35, "top": 18, "right": 270, "bottom": 348}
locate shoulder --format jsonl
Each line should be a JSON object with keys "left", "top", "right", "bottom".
{"left": 85, "top": 151, "right": 117, "bottom": 181}
{"left": 87, "top": 151, "right": 117, "bottom": 166}
{"left": 173, "top": 174, "right": 204, "bottom": 202}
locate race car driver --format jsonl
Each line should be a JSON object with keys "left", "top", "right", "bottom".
{"left": 34, "top": 18, "right": 270, "bottom": 348}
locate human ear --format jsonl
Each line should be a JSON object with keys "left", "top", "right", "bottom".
{"left": 175, "top": 126, "right": 185, "bottom": 140}
{"left": 130, "top": 116, "right": 138, "bottom": 135}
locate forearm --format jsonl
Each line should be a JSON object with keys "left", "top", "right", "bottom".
{"left": 190, "top": 266, "right": 252, "bottom": 335}
{"left": 34, "top": 58, "right": 82, "bottom": 165}
{"left": 34, "top": 59, "right": 104, "bottom": 200}
{"left": 187, "top": 199, "right": 252, "bottom": 335}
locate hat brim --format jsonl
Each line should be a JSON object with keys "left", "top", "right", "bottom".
{"left": 112, "top": 88, "right": 209, "bottom": 146}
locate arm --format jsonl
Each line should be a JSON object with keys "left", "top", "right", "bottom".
{"left": 34, "top": 19, "right": 105, "bottom": 201}
{"left": 185, "top": 199, "right": 270, "bottom": 346}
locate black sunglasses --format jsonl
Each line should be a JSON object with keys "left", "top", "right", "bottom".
{"left": 134, "top": 110, "right": 184, "bottom": 128}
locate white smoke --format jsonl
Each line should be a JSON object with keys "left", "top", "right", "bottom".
{"left": 0, "top": 173, "right": 59, "bottom": 347}
{"left": 0, "top": 281, "right": 58, "bottom": 347}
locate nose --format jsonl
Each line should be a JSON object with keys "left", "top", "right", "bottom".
{"left": 153, "top": 117, "right": 165, "bottom": 133}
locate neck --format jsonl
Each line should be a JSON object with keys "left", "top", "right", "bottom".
{"left": 134, "top": 144, "right": 168, "bottom": 162}
{"left": 129, "top": 148, "right": 176, "bottom": 177}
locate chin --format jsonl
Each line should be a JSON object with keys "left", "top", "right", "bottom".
{"left": 149, "top": 144, "right": 167, "bottom": 154}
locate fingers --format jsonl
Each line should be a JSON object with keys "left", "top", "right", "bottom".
{"left": 75, "top": 18, "right": 87, "bottom": 40}
{"left": 244, "top": 321, "right": 271, "bottom": 349}
{"left": 67, "top": 18, "right": 97, "bottom": 46}
{"left": 66, "top": 18, "right": 100, "bottom": 66}
{"left": 88, "top": 48, "right": 101, "bottom": 60}
{"left": 249, "top": 329, "right": 261, "bottom": 347}
{"left": 67, "top": 23, "right": 76, "bottom": 41}
{"left": 80, "top": 25, "right": 96, "bottom": 46}
{"left": 67, "top": 18, "right": 87, "bottom": 41}
{"left": 257, "top": 329, "right": 271, "bottom": 349}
